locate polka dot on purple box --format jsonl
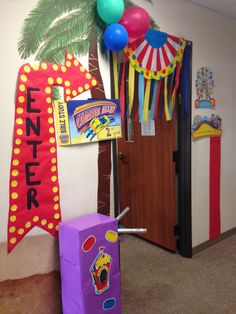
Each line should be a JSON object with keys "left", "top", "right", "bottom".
{"left": 103, "top": 298, "right": 116, "bottom": 310}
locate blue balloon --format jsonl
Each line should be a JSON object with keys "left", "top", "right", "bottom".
{"left": 103, "top": 23, "right": 128, "bottom": 52}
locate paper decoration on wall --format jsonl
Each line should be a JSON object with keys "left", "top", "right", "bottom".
{"left": 8, "top": 51, "right": 98, "bottom": 252}
{"left": 195, "top": 67, "right": 215, "bottom": 108}
{"left": 192, "top": 114, "right": 222, "bottom": 140}
{"left": 123, "top": 29, "right": 186, "bottom": 122}
{"left": 59, "top": 213, "right": 121, "bottom": 314}
{"left": 54, "top": 99, "right": 122, "bottom": 145}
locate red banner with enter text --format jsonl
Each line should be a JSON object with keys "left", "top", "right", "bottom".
{"left": 8, "top": 51, "right": 98, "bottom": 252}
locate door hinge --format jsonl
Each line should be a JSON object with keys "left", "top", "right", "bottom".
{"left": 174, "top": 224, "right": 181, "bottom": 237}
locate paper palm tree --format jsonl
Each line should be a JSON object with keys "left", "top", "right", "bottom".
{"left": 18, "top": 0, "right": 158, "bottom": 215}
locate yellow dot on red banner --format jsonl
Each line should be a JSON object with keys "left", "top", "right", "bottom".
{"left": 15, "top": 138, "right": 21, "bottom": 145}
{"left": 11, "top": 192, "right": 18, "bottom": 200}
{"left": 80, "top": 66, "right": 85, "bottom": 72}
{"left": 14, "top": 148, "right": 20, "bottom": 155}
{"left": 41, "top": 63, "right": 48, "bottom": 70}
{"left": 45, "top": 87, "right": 51, "bottom": 94}
{"left": 20, "top": 74, "right": 27, "bottom": 82}
{"left": 11, "top": 204, "right": 18, "bottom": 212}
{"left": 61, "top": 66, "right": 67, "bottom": 72}
{"left": 32, "top": 63, "right": 39, "bottom": 71}
{"left": 51, "top": 176, "right": 57, "bottom": 182}
{"left": 51, "top": 165, "right": 57, "bottom": 172}
{"left": 51, "top": 157, "right": 57, "bottom": 164}
{"left": 10, "top": 215, "right": 17, "bottom": 222}
{"left": 54, "top": 213, "right": 60, "bottom": 219}
{"left": 16, "top": 128, "right": 23, "bottom": 135}
{"left": 53, "top": 195, "right": 59, "bottom": 202}
{"left": 85, "top": 84, "right": 90, "bottom": 90}
{"left": 86, "top": 73, "right": 91, "bottom": 79}
{"left": 74, "top": 60, "right": 79, "bottom": 66}
{"left": 19, "top": 84, "right": 26, "bottom": 92}
{"left": 46, "top": 97, "right": 52, "bottom": 104}
{"left": 17, "top": 107, "right": 24, "bottom": 114}
{"left": 78, "top": 87, "right": 84, "bottom": 93}
{"left": 25, "top": 221, "right": 31, "bottom": 228}
{"left": 66, "top": 61, "right": 71, "bottom": 67}
{"left": 52, "top": 64, "right": 59, "bottom": 71}
{"left": 72, "top": 90, "right": 77, "bottom": 96}
{"left": 11, "top": 180, "right": 18, "bottom": 188}
{"left": 47, "top": 107, "right": 53, "bottom": 114}
{"left": 48, "top": 77, "right": 54, "bottom": 85}
{"left": 48, "top": 117, "right": 53, "bottom": 124}
{"left": 54, "top": 203, "right": 59, "bottom": 210}
{"left": 9, "top": 226, "right": 16, "bottom": 233}
{"left": 50, "top": 147, "right": 56, "bottom": 154}
{"left": 24, "top": 65, "right": 31, "bottom": 73}
{"left": 65, "top": 80, "right": 70, "bottom": 87}
{"left": 10, "top": 237, "right": 17, "bottom": 244}
{"left": 18, "top": 96, "right": 25, "bottom": 104}
{"left": 53, "top": 186, "right": 58, "bottom": 193}
{"left": 56, "top": 77, "right": 63, "bottom": 84}
{"left": 11, "top": 169, "right": 19, "bottom": 177}
{"left": 67, "top": 53, "right": 73, "bottom": 60}
{"left": 49, "top": 127, "right": 54, "bottom": 134}
{"left": 66, "top": 96, "right": 71, "bottom": 102}
{"left": 49, "top": 137, "right": 55, "bottom": 144}
{"left": 18, "top": 228, "right": 24, "bottom": 235}
{"left": 41, "top": 219, "right": 47, "bottom": 226}
{"left": 92, "top": 79, "right": 97, "bottom": 86}
{"left": 66, "top": 89, "right": 71, "bottom": 95}
{"left": 16, "top": 118, "right": 23, "bottom": 125}
{"left": 33, "top": 216, "right": 39, "bottom": 222}
{"left": 12, "top": 159, "right": 19, "bottom": 166}
{"left": 48, "top": 223, "right": 54, "bottom": 229}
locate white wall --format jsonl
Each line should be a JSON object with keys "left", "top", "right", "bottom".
{"left": 0, "top": 0, "right": 111, "bottom": 244}
{"left": 0, "top": 0, "right": 236, "bottom": 252}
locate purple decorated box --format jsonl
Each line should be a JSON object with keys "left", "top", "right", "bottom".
{"left": 59, "top": 213, "right": 121, "bottom": 314}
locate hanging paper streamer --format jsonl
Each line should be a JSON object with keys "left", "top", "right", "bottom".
{"left": 154, "top": 79, "right": 162, "bottom": 120}
{"left": 195, "top": 67, "right": 215, "bottom": 109}
{"left": 124, "top": 29, "right": 186, "bottom": 122}
{"left": 8, "top": 51, "right": 97, "bottom": 252}
{"left": 209, "top": 137, "right": 221, "bottom": 240}
{"left": 112, "top": 52, "right": 119, "bottom": 99}
{"left": 138, "top": 74, "right": 145, "bottom": 122}
{"left": 164, "top": 76, "right": 171, "bottom": 121}
{"left": 143, "top": 79, "right": 151, "bottom": 122}
{"left": 128, "top": 62, "right": 135, "bottom": 116}
{"left": 150, "top": 80, "right": 158, "bottom": 120}
{"left": 119, "top": 55, "right": 126, "bottom": 122}
{"left": 171, "top": 62, "right": 181, "bottom": 112}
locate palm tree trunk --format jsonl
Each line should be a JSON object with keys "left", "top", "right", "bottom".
{"left": 89, "top": 45, "right": 111, "bottom": 216}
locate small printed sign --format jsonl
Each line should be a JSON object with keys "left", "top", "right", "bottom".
{"left": 141, "top": 120, "right": 156, "bottom": 136}
{"left": 54, "top": 99, "right": 122, "bottom": 145}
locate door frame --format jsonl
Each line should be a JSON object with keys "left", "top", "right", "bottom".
{"left": 110, "top": 44, "right": 192, "bottom": 258}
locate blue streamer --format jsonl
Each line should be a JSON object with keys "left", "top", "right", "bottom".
{"left": 183, "top": 43, "right": 191, "bottom": 117}
{"left": 168, "top": 71, "right": 175, "bottom": 120}
{"left": 149, "top": 80, "right": 158, "bottom": 120}
{"left": 138, "top": 74, "right": 145, "bottom": 122}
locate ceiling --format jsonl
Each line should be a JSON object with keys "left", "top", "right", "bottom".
{"left": 185, "top": 0, "right": 236, "bottom": 20}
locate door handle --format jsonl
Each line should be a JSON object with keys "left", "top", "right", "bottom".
{"left": 118, "top": 152, "right": 128, "bottom": 163}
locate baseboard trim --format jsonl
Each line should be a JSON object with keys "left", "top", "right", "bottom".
{"left": 192, "top": 227, "right": 236, "bottom": 255}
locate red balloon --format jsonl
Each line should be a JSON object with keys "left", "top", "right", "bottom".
{"left": 119, "top": 7, "right": 150, "bottom": 38}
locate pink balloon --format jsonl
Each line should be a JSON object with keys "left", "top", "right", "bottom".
{"left": 119, "top": 7, "right": 150, "bottom": 38}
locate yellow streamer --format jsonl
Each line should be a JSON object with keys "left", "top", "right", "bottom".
{"left": 112, "top": 52, "right": 119, "bottom": 99}
{"left": 128, "top": 63, "right": 135, "bottom": 116}
{"left": 143, "top": 79, "right": 151, "bottom": 122}
{"left": 164, "top": 76, "right": 171, "bottom": 121}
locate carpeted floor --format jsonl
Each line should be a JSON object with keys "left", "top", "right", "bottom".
{"left": 0, "top": 234, "right": 236, "bottom": 313}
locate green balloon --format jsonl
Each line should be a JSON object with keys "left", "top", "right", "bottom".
{"left": 97, "top": 0, "right": 124, "bottom": 24}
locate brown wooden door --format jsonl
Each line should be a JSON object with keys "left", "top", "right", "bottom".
{"left": 117, "top": 113, "right": 177, "bottom": 251}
